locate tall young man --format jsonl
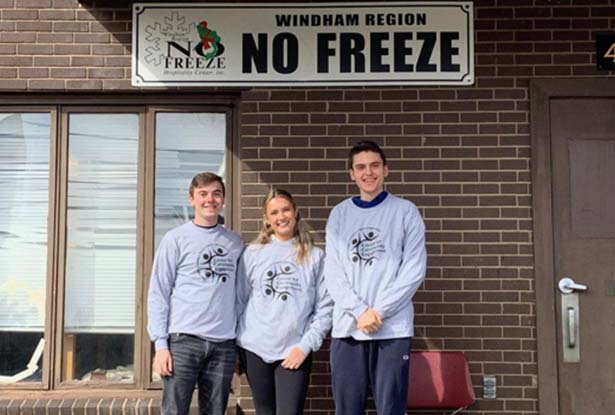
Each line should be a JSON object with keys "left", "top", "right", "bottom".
{"left": 324, "top": 141, "right": 427, "bottom": 415}
{"left": 148, "top": 172, "right": 244, "bottom": 415}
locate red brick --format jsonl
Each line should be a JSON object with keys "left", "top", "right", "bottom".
{"left": 90, "top": 21, "right": 127, "bottom": 33}
{"left": 291, "top": 125, "right": 326, "bottom": 135}
{"left": 269, "top": 90, "right": 305, "bottom": 101}
{"left": 258, "top": 102, "right": 289, "bottom": 112}
{"left": 50, "top": 67, "right": 86, "bottom": 78}
{"left": 306, "top": 90, "right": 343, "bottom": 101}
{"left": 259, "top": 125, "right": 288, "bottom": 135}
{"left": 27, "top": 79, "right": 65, "bottom": 89}
{"left": 16, "top": 0, "right": 50, "bottom": 6}
{"left": 0, "top": 44, "right": 16, "bottom": 54}
{"left": 66, "top": 79, "right": 102, "bottom": 89}
{"left": 74, "top": 33, "right": 111, "bottom": 43}
{"left": 76, "top": 9, "right": 113, "bottom": 20}
{"left": 72, "top": 56, "right": 105, "bottom": 66}
{"left": 104, "top": 56, "right": 131, "bottom": 67}
{"left": 384, "top": 113, "right": 421, "bottom": 123}
{"left": 39, "top": 9, "right": 74, "bottom": 20}
{"left": 88, "top": 68, "right": 123, "bottom": 78}
{"left": 91, "top": 44, "right": 128, "bottom": 55}
{"left": 0, "top": 68, "right": 18, "bottom": 77}
{"left": 15, "top": 21, "right": 52, "bottom": 31}
{"left": 381, "top": 89, "right": 417, "bottom": 100}
{"left": 19, "top": 67, "right": 49, "bottom": 78}
{"left": 101, "top": 79, "right": 132, "bottom": 89}
{"left": 0, "top": 79, "right": 27, "bottom": 89}
{"left": 344, "top": 90, "right": 380, "bottom": 100}
{"left": 52, "top": 21, "right": 89, "bottom": 32}
{"left": 365, "top": 101, "right": 402, "bottom": 112}
{"left": 0, "top": 55, "right": 33, "bottom": 65}
{"left": 0, "top": 22, "right": 15, "bottom": 31}
{"left": 326, "top": 125, "right": 363, "bottom": 136}
{"left": 3, "top": 9, "right": 38, "bottom": 19}
{"left": 34, "top": 56, "right": 69, "bottom": 66}
{"left": 54, "top": 44, "right": 90, "bottom": 55}
{"left": 288, "top": 148, "right": 324, "bottom": 159}
{"left": 17, "top": 44, "right": 51, "bottom": 55}
{"left": 0, "top": 32, "right": 36, "bottom": 42}
{"left": 37, "top": 33, "right": 73, "bottom": 43}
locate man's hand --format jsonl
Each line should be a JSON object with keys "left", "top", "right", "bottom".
{"left": 153, "top": 349, "right": 173, "bottom": 377}
{"left": 357, "top": 308, "right": 382, "bottom": 334}
{"left": 281, "top": 347, "right": 307, "bottom": 370}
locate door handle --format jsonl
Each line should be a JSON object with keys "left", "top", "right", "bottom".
{"left": 561, "top": 292, "right": 581, "bottom": 363}
{"left": 558, "top": 277, "right": 588, "bottom": 294}
{"left": 567, "top": 307, "right": 576, "bottom": 347}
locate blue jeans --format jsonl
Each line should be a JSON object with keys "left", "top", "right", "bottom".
{"left": 330, "top": 337, "right": 412, "bottom": 415}
{"left": 162, "top": 334, "right": 236, "bottom": 415}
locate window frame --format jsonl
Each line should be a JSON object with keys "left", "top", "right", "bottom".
{"left": 55, "top": 106, "right": 146, "bottom": 389}
{"left": 0, "top": 107, "right": 58, "bottom": 391}
{"left": 142, "top": 106, "right": 237, "bottom": 388}
{"left": 0, "top": 94, "right": 240, "bottom": 391}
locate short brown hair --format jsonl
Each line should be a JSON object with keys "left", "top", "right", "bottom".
{"left": 348, "top": 140, "right": 387, "bottom": 169}
{"left": 189, "top": 172, "right": 225, "bottom": 196}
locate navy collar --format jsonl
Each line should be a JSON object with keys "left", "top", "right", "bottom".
{"left": 192, "top": 221, "right": 218, "bottom": 229}
{"left": 352, "top": 191, "right": 388, "bottom": 208}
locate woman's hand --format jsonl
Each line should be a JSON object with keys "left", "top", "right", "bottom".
{"left": 281, "top": 347, "right": 307, "bottom": 370}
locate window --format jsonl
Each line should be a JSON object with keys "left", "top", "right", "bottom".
{"left": 154, "top": 112, "right": 227, "bottom": 245}
{"left": 0, "top": 113, "right": 52, "bottom": 385}
{"left": 0, "top": 100, "right": 235, "bottom": 389}
{"left": 62, "top": 113, "right": 139, "bottom": 383}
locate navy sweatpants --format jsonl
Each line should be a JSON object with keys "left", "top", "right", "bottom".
{"left": 330, "top": 337, "right": 412, "bottom": 415}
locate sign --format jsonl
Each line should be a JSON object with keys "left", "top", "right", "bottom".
{"left": 596, "top": 33, "right": 615, "bottom": 71}
{"left": 132, "top": 2, "right": 474, "bottom": 87}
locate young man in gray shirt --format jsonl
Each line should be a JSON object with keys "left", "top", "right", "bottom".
{"left": 324, "top": 141, "right": 427, "bottom": 415}
{"left": 148, "top": 172, "right": 244, "bottom": 415}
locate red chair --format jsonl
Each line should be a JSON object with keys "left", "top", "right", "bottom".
{"left": 407, "top": 351, "right": 476, "bottom": 414}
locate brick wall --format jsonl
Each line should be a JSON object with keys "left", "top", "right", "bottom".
{"left": 0, "top": 0, "right": 132, "bottom": 90}
{"left": 1, "top": 0, "right": 615, "bottom": 414}
{"left": 238, "top": 88, "right": 536, "bottom": 415}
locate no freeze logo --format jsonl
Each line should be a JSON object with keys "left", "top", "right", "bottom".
{"left": 143, "top": 12, "right": 227, "bottom": 73}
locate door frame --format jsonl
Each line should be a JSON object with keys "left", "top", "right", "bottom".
{"left": 531, "top": 78, "right": 615, "bottom": 415}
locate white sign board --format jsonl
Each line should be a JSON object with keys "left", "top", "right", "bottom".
{"left": 132, "top": 2, "right": 474, "bottom": 87}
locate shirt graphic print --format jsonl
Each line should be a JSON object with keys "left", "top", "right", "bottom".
{"left": 196, "top": 243, "right": 236, "bottom": 283}
{"left": 261, "top": 261, "right": 301, "bottom": 301}
{"left": 348, "top": 227, "right": 386, "bottom": 267}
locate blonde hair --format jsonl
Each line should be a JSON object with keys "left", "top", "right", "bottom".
{"left": 254, "top": 188, "right": 313, "bottom": 264}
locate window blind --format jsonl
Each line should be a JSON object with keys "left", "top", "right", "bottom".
{"left": 0, "top": 113, "right": 50, "bottom": 332}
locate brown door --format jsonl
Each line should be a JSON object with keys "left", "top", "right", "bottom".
{"left": 550, "top": 98, "right": 615, "bottom": 414}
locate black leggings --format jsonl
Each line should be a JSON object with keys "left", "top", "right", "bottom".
{"left": 239, "top": 347, "right": 312, "bottom": 415}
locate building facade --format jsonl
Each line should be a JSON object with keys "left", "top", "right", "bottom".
{"left": 1, "top": 0, "right": 615, "bottom": 414}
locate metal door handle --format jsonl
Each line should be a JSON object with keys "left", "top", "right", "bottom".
{"left": 561, "top": 292, "right": 581, "bottom": 362}
{"left": 567, "top": 307, "right": 576, "bottom": 347}
{"left": 558, "top": 277, "right": 588, "bottom": 294}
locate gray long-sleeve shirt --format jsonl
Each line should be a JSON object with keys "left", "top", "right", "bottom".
{"left": 147, "top": 222, "right": 244, "bottom": 350}
{"left": 324, "top": 193, "right": 427, "bottom": 340}
{"left": 236, "top": 238, "right": 333, "bottom": 363}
